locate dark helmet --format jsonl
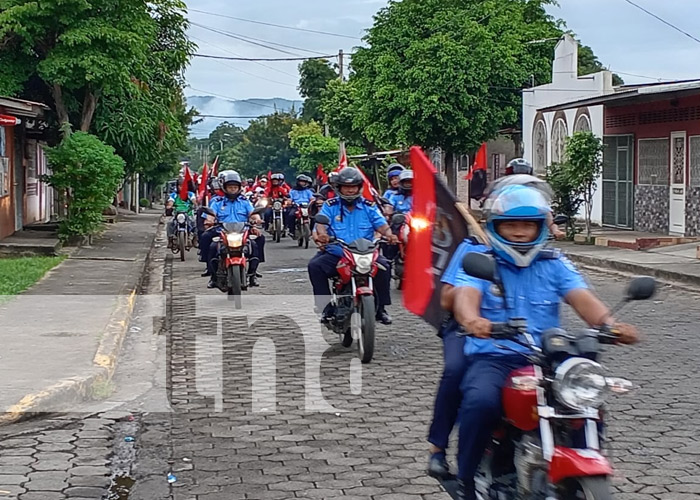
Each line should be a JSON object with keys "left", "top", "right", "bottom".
{"left": 271, "top": 173, "right": 285, "bottom": 182}
{"left": 335, "top": 167, "right": 364, "bottom": 203}
{"left": 505, "top": 158, "right": 533, "bottom": 176}
{"left": 296, "top": 174, "right": 312, "bottom": 187}
{"left": 328, "top": 171, "right": 339, "bottom": 187}
{"left": 221, "top": 171, "right": 242, "bottom": 200}
{"left": 246, "top": 178, "right": 254, "bottom": 184}
{"left": 318, "top": 184, "right": 334, "bottom": 199}
{"left": 387, "top": 163, "right": 405, "bottom": 180}
{"left": 398, "top": 170, "right": 413, "bottom": 194}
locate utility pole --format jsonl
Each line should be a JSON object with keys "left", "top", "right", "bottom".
{"left": 338, "top": 49, "right": 345, "bottom": 157}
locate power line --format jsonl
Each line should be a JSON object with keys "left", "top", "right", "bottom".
{"left": 194, "top": 53, "right": 338, "bottom": 62}
{"left": 189, "top": 35, "right": 298, "bottom": 86}
{"left": 189, "top": 8, "right": 362, "bottom": 41}
{"left": 621, "top": 0, "right": 700, "bottom": 45}
{"left": 190, "top": 22, "right": 302, "bottom": 56}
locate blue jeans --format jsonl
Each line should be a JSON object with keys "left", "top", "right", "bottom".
{"left": 427, "top": 325, "right": 468, "bottom": 451}
{"left": 457, "top": 355, "right": 529, "bottom": 488}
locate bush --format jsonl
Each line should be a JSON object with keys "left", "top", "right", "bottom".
{"left": 46, "top": 132, "right": 125, "bottom": 240}
{"left": 140, "top": 198, "right": 150, "bottom": 208}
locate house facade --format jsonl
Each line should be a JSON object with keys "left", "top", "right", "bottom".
{"left": 0, "top": 97, "right": 52, "bottom": 240}
{"left": 522, "top": 34, "right": 615, "bottom": 226}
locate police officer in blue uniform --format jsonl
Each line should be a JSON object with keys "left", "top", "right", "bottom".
{"left": 286, "top": 174, "right": 315, "bottom": 237}
{"left": 383, "top": 163, "right": 405, "bottom": 199}
{"left": 309, "top": 167, "right": 398, "bottom": 325}
{"left": 390, "top": 170, "right": 413, "bottom": 214}
{"left": 199, "top": 171, "right": 265, "bottom": 288}
{"left": 446, "top": 184, "right": 639, "bottom": 499}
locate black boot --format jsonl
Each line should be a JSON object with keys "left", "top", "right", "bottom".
{"left": 248, "top": 275, "right": 259, "bottom": 287}
{"left": 427, "top": 452, "right": 452, "bottom": 479}
{"left": 376, "top": 307, "right": 392, "bottom": 325}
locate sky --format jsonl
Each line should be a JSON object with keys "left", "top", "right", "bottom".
{"left": 183, "top": 0, "right": 700, "bottom": 101}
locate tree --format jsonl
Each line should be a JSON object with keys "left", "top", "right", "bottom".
{"left": 0, "top": 0, "right": 159, "bottom": 138}
{"left": 577, "top": 42, "right": 624, "bottom": 86}
{"left": 209, "top": 122, "right": 244, "bottom": 153}
{"left": 45, "top": 132, "right": 125, "bottom": 239}
{"left": 351, "top": 0, "right": 563, "bottom": 177}
{"left": 222, "top": 111, "right": 302, "bottom": 179}
{"left": 289, "top": 121, "right": 339, "bottom": 173}
{"left": 562, "top": 131, "right": 604, "bottom": 239}
{"left": 298, "top": 58, "right": 337, "bottom": 122}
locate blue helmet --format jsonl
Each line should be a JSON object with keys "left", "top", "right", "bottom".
{"left": 483, "top": 184, "right": 551, "bottom": 267}
{"left": 387, "top": 163, "right": 404, "bottom": 180}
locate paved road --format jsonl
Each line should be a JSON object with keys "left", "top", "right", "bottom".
{"left": 1, "top": 234, "right": 700, "bottom": 500}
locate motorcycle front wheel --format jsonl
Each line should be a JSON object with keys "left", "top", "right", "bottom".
{"left": 558, "top": 476, "right": 613, "bottom": 500}
{"left": 227, "top": 266, "right": 243, "bottom": 309}
{"left": 274, "top": 219, "right": 282, "bottom": 243}
{"left": 356, "top": 295, "right": 375, "bottom": 364}
{"left": 302, "top": 223, "right": 310, "bottom": 249}
{"left": 177, "top": 232, "right": 187, "bottom": 262}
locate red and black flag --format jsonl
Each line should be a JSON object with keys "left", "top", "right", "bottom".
{"left": 316, "top": 164, "right": 328, "bottom": 186}
{"left": 402, "top": 146, "right": 480, "bottom": 329}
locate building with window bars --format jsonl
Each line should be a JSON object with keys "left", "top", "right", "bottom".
{"left": 523, "top": 35, "right": 700, "bottom": 237}
{"left": 0, "top": 97, "right": 52, "bottom": 240}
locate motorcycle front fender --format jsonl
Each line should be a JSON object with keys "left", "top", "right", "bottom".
{"left": 548, "top": 446, "right": 612, "bottom": 484}
{"left": 355, "top": 286, "right": 373, "bottom": 297}
{"left": 226, "top": 256, "right": 246, "bottom": 267}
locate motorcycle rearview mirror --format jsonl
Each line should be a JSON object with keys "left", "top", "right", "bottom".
{"left": 315, "top": 214, "right": 331, "bottom": 225}
{"left": 553, "top": 214, "right": 569, "bottom": 225}
{"left": 626, "top": 276, "right": 657, "bottom": 301}
{"left": 462, "top": 252, "right": 497, "bottom": 282}
{"left": 391, "top": 213, "right": 406, "bottom": 226}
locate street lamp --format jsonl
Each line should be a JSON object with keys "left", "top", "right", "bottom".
{"left": 219, "top": 133, "right": 232, "bottom": 152}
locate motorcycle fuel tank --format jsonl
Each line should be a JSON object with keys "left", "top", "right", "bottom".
{"left": 502, "top": 365, "right": 539, "bottom": 432}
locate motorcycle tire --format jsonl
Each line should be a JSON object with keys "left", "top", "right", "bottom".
{"left": 302, "top": 223, "right": 311, "bottom": 249}
{"left": 177, "top": 232, "right": 186, "bottom": 262}
{"left": 558, "top": 476, "right": 613, "bottom": 500}
{"left": 227, "top": 266, "right": 243, "bottom": 310}
{"left": 357, "top": 295, "right": 375, "bottom": 364}
{"left": 297, "top": 232, "right": 303, "bottom": 247}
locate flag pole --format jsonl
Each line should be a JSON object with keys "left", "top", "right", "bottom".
{"left": 455, "top": 202, "right": 489, "bottom": 246}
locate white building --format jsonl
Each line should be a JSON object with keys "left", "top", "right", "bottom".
{"left": 522, "top": 34, "right": 615, "bottom": 225}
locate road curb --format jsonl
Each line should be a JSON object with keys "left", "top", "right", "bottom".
{"left": 565, "top": 252, "right": 700, "bottom": 288}
{"left": 0, "top": 218, "right": 160, "bottom": 427}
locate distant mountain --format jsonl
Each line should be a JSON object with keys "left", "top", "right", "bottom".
{"left": 187, "top": 95, "right": 303, "bottom": 138}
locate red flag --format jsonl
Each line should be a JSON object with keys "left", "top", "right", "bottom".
{"left": 316, "top": 164, "right": 328, "bottom": 185}
{"left": 180, "top": 167, "right": 193, "bottom": 201}
{"left": 465, "top": 143, "right": 487, "bottom": 180}
{"left": 198, "top": 163, "right": 209, "bottom": 201}
{"left": 211, "top": 156, "right": 220, "bottom": 177}
{"left": 339, "top": 143, "right": 348, "bottom": 169}
{"left": 403, "top": 146, "right": 472, "bottom": 328}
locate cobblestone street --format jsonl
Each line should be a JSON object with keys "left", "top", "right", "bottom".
{"left": 1, "top": 238, "right": 700, "bottom": 499}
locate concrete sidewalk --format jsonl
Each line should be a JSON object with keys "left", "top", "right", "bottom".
{"left": 559, "top": 240, "right": 700, "bottom": 287}
{"left": 0, "top": 211, "right": 161, "bottom": 424}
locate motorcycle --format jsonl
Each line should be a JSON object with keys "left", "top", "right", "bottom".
{"left": 270, "top": 197, "right": 286, "bottom": 243}
{"left": 171, "top": 211, "right": 196, "bottom": 262}
{"left": 212, "top": 221, "right": 254, "bottom": 309}
{"left": 315, "top": 214, "right": 386, "bottom": 364}
{"left": 294, "top": 203, "right": 311, "bottom": 249}
{"left": 390, "top": 213, "right": 410, "bottom": 290}
{"left": 443, "top": 252, "right": 656, "bottom": 500}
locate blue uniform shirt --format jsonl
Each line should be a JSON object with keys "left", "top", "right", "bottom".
{"left": 290, "top": 188, "right": 314, "bottom": 205}
{"left": 318, "top": 198, "right": 387, "bottom": 257}
{"left": 450, "top": 251, "right": 588, "bottom": 357}
{"left": 209, "top": 195, "right": 253, "bottom": 223}
{"left": 390, "top": 193, "right": 413, "bottom": 214}
{"left": 441, "top": 239, "right": 489, "bottom": 286}
{"left": 383, "top": 188, "right": 399, "bottom": 199}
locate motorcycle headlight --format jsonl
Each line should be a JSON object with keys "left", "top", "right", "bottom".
{"left": 354, "top": 254, "right": 373, "bottom": 274}
{"left": 176, "top": 213, "right": 186, "bottom": 223}
{"left": 226, "top": 233, "right": 244, "bottom": 248}
{"left": 553, "top": 358, "right": 609, "bottom": 411}
{"left": 273, "top": 201, "right": 282, "bottom": 210}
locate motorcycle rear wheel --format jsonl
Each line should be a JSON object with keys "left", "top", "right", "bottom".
{"left": 177, "top": 232, "right": 186, "bottom": 262}
{"left": 558, "top": 476, "right": 613, "bottom": 500}
{"left": 227, "top": 266, "right": 243, "bottom": 309}
{"left": 357, "top": 295, "right": 375, "bottom": 364}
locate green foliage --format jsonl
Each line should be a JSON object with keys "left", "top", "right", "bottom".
{"left": 350, "top": 0, "right": 562, "bottom": 156}
{"left": 298, "top": 58, "right": 337, "bottom": 122}
{"left": 289, "top": 121, "right": 340, "bottom": 173}
{"left": 563, "top": 131, "right": 604, "bottom": 238}
{"left": 0, "top": 256, "right": 66, "bottom": 295}
{"left": 222, "top": 111, "right": 303, "bottom": 179}
{"left": 547, "top": 162, "right": 583, "bottom": 239}
{"left": 46, "top": 132, "right": 125, "bottom": 239}
{"left": 140, "top": 198, "right": 151, "bottom": 208}
{"left": 209, "top": 122, "right": 244, "bottom": 152}
{"left": 577, "top": 42, "right": 624, "bottom": 86}
{"left": 320, "top": 79, "right": 367, "bottom": 147}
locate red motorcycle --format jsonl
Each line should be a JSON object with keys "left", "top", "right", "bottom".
{"left": 213, "top": 222, "right": 254, "bottom": 309}
{"left": 449, "top": 252, "right": 656, "bottom": 500}
{"left": 315, "top": 214, "right": 385, "bottom": 364}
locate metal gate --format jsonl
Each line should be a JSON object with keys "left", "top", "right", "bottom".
{"left": 602, "top": 135, "right": 634, "bottom": 228}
